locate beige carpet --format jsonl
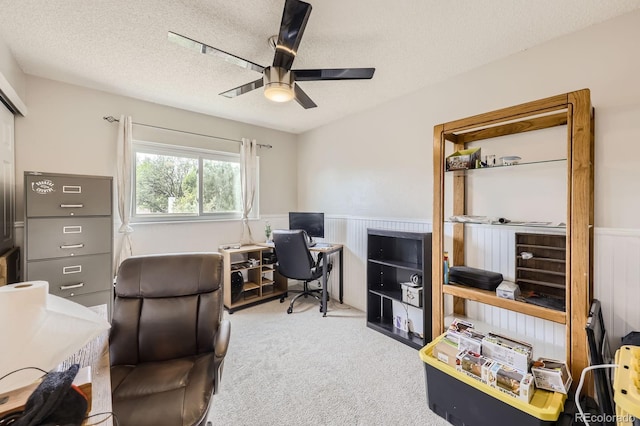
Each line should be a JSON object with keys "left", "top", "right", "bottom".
{"left": 207, "top": 289, "right": 450, "bottom": 426}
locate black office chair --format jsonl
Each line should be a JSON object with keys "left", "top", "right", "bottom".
{"left": 272, "top": 229, "right": 332, "bottom": 314}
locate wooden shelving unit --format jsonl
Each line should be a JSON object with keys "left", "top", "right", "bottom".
{"left": 220, "top": 244, "right": 288, "bottom": 313}
{"left": 516, "top": 232, "right": 566, "bottom": 300}
{"left": 431, "top": 89, "right": 594, "bottom": 382}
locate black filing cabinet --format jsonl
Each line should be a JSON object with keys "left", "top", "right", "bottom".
{"left": 24, "top": 172, "right": 113, "bottom": 315}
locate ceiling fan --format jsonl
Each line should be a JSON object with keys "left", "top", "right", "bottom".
{"left": 168, "top": 0, "right": 375, "bottom": 109}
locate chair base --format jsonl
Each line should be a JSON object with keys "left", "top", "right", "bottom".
{"left": 286, "top": 281, "right": 323, "bottom": 314}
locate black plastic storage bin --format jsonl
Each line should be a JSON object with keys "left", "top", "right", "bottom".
{"left": 420, "top": 335, "right": 566, "bottom": 426}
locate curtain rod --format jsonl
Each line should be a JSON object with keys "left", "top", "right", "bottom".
{"left": 102, "top": 116, "right": 272, "bottom": 149}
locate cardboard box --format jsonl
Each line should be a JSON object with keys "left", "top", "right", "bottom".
{"left": 457, "top": 350, "right": 493, "bottom": 384}
{"left": 401, "top": 283, "right": 423, "bottom": 307}
{"left": 446, "top": 318, "right": 484, "bottom": 353}
{"left": 487, "top": 361, "right": 534, "bottom": 402}
{"left": 446, "top": 318, "right": 474, "bottom": 341}
{"left": 481, "top": 333, "right": 533, "bottom": 372}
{"left": 458, "top": 328, "right": 485, "bottom": 354}
{"left": 531, "top": 358, "right": 572, "bottom": 394}
{"left": 496, "top": 281, "right": 521, "bottom": 300}
{"left": 446, "top": 147, "right": 481, "bottom": 171}
{"left": 433, "top": 336, "right": 460, "bottom": 368}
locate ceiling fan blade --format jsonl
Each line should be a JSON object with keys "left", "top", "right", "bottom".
{"left": 293, "top": 68, "right": 376, "bottom": 81}
{"left": 272, "top": 0, "right": 312, "bottom": 71}
{"left": 294, "top": 84, "right": 317, "bottom": 109}
{"left": 219, "top": 78, "right": 264, "bottom": 98}
{"left": 168, "top": 31, "right": 265, "bottom": 74}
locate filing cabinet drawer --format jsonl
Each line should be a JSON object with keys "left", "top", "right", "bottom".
{"left": 27, "top": 254, "right": 112, "bottom": 297}
{"left": 26, "top": 217, "right": 112, "bottom": 260}
{"left": 64, "top": 290, "right": 112, "bottom": 316}
{"left": 25, "top": 174, "right": 112, "bottom": 217}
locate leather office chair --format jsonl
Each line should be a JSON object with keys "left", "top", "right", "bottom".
{"left": 272, "top": 229, "right": 331, "bottom": 314}
{"left": 109, "top": 253, "right": 230, "bottom": 426}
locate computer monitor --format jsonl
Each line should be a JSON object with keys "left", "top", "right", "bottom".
{"left": 289, "top": 212, "right": 324, "bottom": 241}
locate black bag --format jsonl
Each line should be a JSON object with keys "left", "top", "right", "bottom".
{"left": 448, "top": 266, "right": 503, "bottom": 291}
{"left": 8, "top": 364, "right": 88, "bottom": 426}
{"left": 230, "top": 271, "right": 244, "bottom": 303}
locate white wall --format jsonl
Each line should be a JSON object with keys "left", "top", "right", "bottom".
{"left": 0, "top": 37, "right": 26, "bottom": 104}
{"left": 14, "top": 76, "right": 298, "bottom": 253}
{"left": 298, "top": 11, "right": 640, "bottom": 344}
{"left": 298, "top": 10, "right": 640, "bottom": 229}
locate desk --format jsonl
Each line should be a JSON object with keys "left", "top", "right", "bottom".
{"left": 262, "top": 242, "right": 344, "bottom": 317}
{"left": 311, "top": 243, "right": 343, "bottom": 317}
{"left": 58, "top": 304, "right": 113, "bottom": 425}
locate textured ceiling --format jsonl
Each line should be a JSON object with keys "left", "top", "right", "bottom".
{"left": 1, "top": 0, "right": 639, "bottom": 133}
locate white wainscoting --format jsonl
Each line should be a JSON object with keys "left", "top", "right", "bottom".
{"left": 325, "top": 215, "right": 639, "bottom": 351}
{"left": 16, "top": 216, "right": 637, "bottom": 350}
{"left": 594, "top": 228, "right": 640, "bottom": 350}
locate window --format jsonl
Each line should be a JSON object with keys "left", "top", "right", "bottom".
{"left": 132, "top": 141, "right": 257, "bottom": 221}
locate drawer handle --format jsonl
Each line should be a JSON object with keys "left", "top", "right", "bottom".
{"left": 63, "top": 185, "right": 82, "bottom": 193}
{"left": 63, "top": 226, "right": 82, "bottom": 234}
{"left": 60, "top": 204, "right": 84, "bottom": 208}
{"left": 60, "top": 243, "right": 84, "bottom": 249}
{"left": 63, "top": 265, "right": 82, "bottom": 274}
{"left": 60, "top": 283, "right": 84, "bottom": 290}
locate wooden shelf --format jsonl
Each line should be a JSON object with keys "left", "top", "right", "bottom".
{"left": 220, "top": 244, "right": 288, "bottom": 313}
{"left": 516, "top": 278, "right": 565, "bottom": 290}
{"left": 447, "top": 158, "right": 567, "bottom": 174}
{"left": 432, "top": 89, "right": 594, "bottom": 388}
{"left": 442, "top": 283, "right": 566, "bottom": 324}
{"left": 516, "top": 244, "right": 566, "bottom": 251}
{"left": 516, "top": 232, "right": 566, "bottom": 299}
{"left": 516, "top": 256, "right": 565, "bottom": 263}
{"left": 243, "top": 282, "right": 259, "bottom": 291}
{"left": 517, "top": 267, "right": 565, "bottom": 277}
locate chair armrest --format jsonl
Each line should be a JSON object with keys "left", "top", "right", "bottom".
{"left": 214, "top": 319, "right": 231, "bottom": 358}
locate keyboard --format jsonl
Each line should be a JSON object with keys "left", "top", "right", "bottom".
{"left": 313, "top": 242, "right": 332, "bottom": 248}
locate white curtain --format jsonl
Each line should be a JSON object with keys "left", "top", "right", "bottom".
{"left": 239, "top": 138, "right": 257, "bottom": 245}
{"left": 114, "top": 115, "right": 133, "bottom": 274}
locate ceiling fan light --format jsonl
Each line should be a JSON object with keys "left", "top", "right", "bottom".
{"left": 264, "top": 82, "right": 294, "bottom": 103}
{"left": 263, "top": 66, "right": 295, "bottom": 103}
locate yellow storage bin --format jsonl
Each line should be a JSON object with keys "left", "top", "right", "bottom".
{"left": 614, "top": 345, "right": 640, "bottom": 426}
{"left": 420, "top": 334, "right": 566, "bottom": 425}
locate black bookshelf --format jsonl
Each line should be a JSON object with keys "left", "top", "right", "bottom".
{"left": 366, "top": 229, "right": 432, "bottom": 349}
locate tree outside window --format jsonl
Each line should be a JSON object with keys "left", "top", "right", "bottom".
{"left": 133, "top": 142, "right": 250, "bottom": 220}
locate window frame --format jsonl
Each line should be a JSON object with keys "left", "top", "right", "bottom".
{"left": 131, "top": 140, "right": 259, "bottom": 223}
